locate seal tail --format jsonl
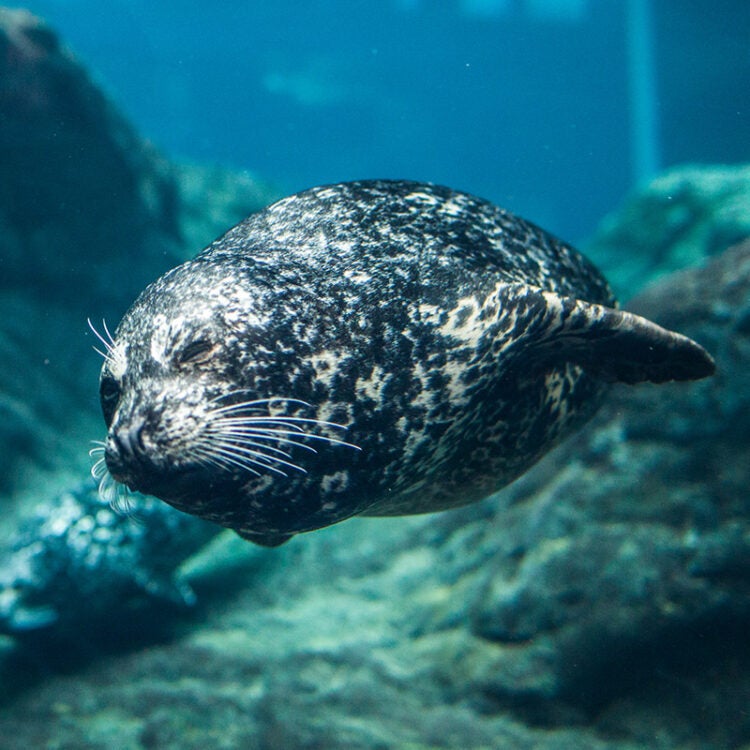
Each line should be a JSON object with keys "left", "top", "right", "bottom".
{"left": 501, "top": 285, "right": 715, "bottom": 385}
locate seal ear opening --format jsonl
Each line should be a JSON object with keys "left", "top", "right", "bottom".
{"left": 512, "top": 287, "right": 716, "bottom": 385}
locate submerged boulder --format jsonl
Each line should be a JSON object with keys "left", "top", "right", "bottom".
{"left": 1, "top": 9, "right": 749, "bottom": 748}
{"left": 1, "top": 237, "right": 748, "bottom": 747}
{"left": 464, "top": 238, "right": 750, "bottom": 697}
{"left": 0, "top": 7, "right": 178, "bottom": 304}
{"left": 585, "top": 163, "right": 750, "bottom": 298}
{"left": 0, "top": 8, "right": 277, "bottom": 498}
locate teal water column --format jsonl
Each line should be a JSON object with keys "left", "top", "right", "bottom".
{"left": 626, "top": 0, "right": 661, "bottom": 184}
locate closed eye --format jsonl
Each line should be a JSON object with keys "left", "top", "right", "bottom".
{"left": 177, "top": 338, "right": 216, "bottom": 366}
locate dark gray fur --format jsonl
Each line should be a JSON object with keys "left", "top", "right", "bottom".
{"left": 99, "top": 180, "right": 714, "bottom": 546}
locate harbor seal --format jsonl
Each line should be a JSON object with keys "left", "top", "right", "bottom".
{"left": 93, "top": 180, "right": 714, "bottom": 547}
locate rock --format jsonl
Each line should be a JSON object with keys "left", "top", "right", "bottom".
{"left": 1, "top": 10, "right": 749, "bottom": 747}
{"left": 0, "top": 7, "right": 278, "bottom": 309}
{"left": 0, "top": 9, "right": 278, "bottom": 502}
{"left": 585, "top": 164, "right": 750, "bottom": 298}
{"left": 0, "top": 479, "right": 219, "bottom": 641}
{"left": 0, "top": 7, "right": 179, "bottom": 306}
{"left": 463, "top": 239, "right": 750, "bottom": 721}
{"left": 173, "top": 162, "right": 281, "bottom": 258}
{"left": 1, "top": 240, "right": 748, "bottom": 748}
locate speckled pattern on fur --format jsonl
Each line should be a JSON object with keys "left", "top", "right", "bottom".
{"left": 98, "top": 180, "right": 714, "bottom": 546}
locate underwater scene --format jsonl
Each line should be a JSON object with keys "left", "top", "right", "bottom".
{"left": 0, "top": 1, "right": 749, "bottom": 748}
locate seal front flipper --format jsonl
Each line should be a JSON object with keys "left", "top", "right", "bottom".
{"left": 499, "top": 284, "right": 715, "bottom": 384}
{"left": 235, "top": 529, "right": 294, "bottom": 547}
{"left": 132, "top": 569, "right": 198, "bottom": 608}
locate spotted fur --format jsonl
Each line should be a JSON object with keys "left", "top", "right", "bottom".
{"left": 97, "top": 180, "right": 714, "bottom": 546}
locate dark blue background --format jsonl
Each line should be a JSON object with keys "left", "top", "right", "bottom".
{"left": 17, "top": 0, "right": 750, "bottom": 242}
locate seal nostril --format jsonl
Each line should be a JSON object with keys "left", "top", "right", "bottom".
{"left": 112, "top": 419, "right": 146, "bottom": 460}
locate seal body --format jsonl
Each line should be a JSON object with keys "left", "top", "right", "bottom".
{"left": 97, "top": 180, "right": 714, "bottom": 546}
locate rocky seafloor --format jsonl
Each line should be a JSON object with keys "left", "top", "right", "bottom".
{"left": 1, "top": 8, "right": 750, "bottom": 750}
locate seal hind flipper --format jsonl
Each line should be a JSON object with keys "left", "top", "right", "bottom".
{"left": 506, "top": 285, "right": 715, "bottom": 384}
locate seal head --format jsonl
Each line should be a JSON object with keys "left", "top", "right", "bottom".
{"left": 95, "top": 180, "right": 714, "bottom": 546}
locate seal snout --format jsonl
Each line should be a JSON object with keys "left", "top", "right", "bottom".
{"left": 111, "top": 417, "right": 146, "bottom": 461}
{"left": 105, "top": 416, "right": 150, "bottom": 485}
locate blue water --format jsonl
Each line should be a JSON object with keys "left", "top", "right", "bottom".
{"left": 17, "top": 0, "right": 750, "bottom": 242}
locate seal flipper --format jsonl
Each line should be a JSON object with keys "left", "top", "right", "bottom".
{"left": 133, "top": 570, "right": 198, "bottom": 607}
{"left": 501, "top": 285, "right": 715, "bottom": 384}
{"left": 235, "top": 529, "right": 294, "bottom": 547}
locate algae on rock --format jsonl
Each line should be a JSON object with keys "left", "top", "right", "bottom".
{"left": 585, "top": 163, "right": 750, "bottom": 298}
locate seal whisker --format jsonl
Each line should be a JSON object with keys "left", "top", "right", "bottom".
{"left": 218, "top": 416, "right": 351, "bottom": 434}
{"left": 215, "top": 427, "right": 356, "bottom": 450}
{"left": 87, "top": 318, "right": 126, "bottom": 372}
{"left": 87, "top": 319, "right": 119, "bottom": 366}
{"left": 208, "top": 427, "right": 319, "bottom": 455}
{"left": 89, "top": 442, "right": 109, "bottom": 483}
{"left": 203, "top": 432, "right": 306, "bottom": 459}
{"left": 209, "top": 439, "right": 307, "bottom": 476}
{"left": 209, "top": 394, "right": 312, "bottom": 411}
{"left": 89, "top": 433, "right": 134, "bottom": 513}
{"left": 190, "top": 444, "right": 262, "bottom": 476}
{"left": 205, "top": 400, "right": 360, "bottom": 460}
{"left": 92, "top": 345, "right": 111, "bottom": 361}
{"left": 101, "top": 319, "right": 117, "bottom": 347}
{"left": 87, "top": 318, "right": 114, "bottom": 354}
{"left": 218, "top": 419, "right": 308, "bottom": 434}
{"left": 198, "top": 435, "right": 289, "bottom": 472}
{"left": 213, "top": 414, "right": 357, "bottom": 440}
{"left": 90, "top": 456, "right": 107, "bottom": 480}
{"left": 199, "top": 433, "right": 305, "bottom": 469}
{"left": 214, "top": 424, "right": 361, "bottom": 451}
{"left": 193, "top": 440, "right": 293, "bottom": 477}
{"left": 191, "top": 446, "right": 241, "bottom": 474}
{"left": 96, "top": 470, "right": 134, "bottom": 514}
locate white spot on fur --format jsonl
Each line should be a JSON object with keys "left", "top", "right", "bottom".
{"left": 320, "top": 471, "right": 349, "bottom": 494}
{"left": 438, "top": 281, "right": 508, "bottom": 347}
{"left": 109, "top": 342, "right": 128, "bottom": 379}
{"left": 150, "top": 313, "right": 171, "bottom": 364}
{"left": 310, "top": 350, "right": 343, "bottom": 390}
{"left": 355, "top": 365, "right": 389, "bottom": 405}
{"left": 219, "top": 285, "right": 266, "bottom": 329}
{"left": 439, "top": 295, "right": 485, "bottom": 346}
{"left": 418, "top": 303, "right": 442, "bottom": 324}
{"left": 405, "top": 190, "right": 440, "bottom": 209}
{"left": 438, "top": 196, "right": 466, "bottom": 218}
{"left": 343, "top": 267, "right": 371, "bottom": 284}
